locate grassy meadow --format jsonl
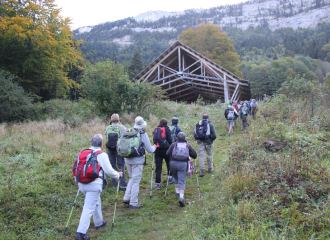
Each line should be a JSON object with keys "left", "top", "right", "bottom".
{"left": 1, "top": 98, "right": 330, "bottom": 239}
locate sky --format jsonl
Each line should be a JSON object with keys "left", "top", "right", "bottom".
{"left": 55, "top": 0, "right": 249, "bottom": 30}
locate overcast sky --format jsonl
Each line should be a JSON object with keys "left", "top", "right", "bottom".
{"left": 55, "top": 0, "right": 249, "bottom": 29}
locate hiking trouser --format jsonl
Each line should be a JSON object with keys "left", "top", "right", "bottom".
{"left": 170, "top": 160, "right": 188, "bottom": 190}
{"left": 155, "top": 148, "right": 171, "bottom": 183}
{"left": 242, "top": 116, "right": 248, "bottom": 129}
{"left": 77, "top": 182, "right": 103, "bottom": 234}
{"left": 107, "top": 149, "right": 127, "bottom": 187}
{"left": 197, "top": 141, "right": 212, "bottom": 171}
{"left": 123, "top": 164, "right": 143, "bottom": 206}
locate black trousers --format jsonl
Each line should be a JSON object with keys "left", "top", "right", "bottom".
{"left": 155, "top": 148, "right": 171, "bottom": 183}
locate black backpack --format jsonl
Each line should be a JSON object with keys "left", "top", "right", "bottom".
{"left": 153, "top": 127, "right": 170, "bottom": 148}
{"left": 195, "top": 120, "right": 210, "bottom": 140}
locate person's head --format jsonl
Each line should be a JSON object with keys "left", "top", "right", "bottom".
{"left": 91, "top": 134, "right": 103, "bottom": 147}
{"left": 110, "top": 113, "right": 120, "bottom": 123}
{"left": 177, "top": 132, "right": 186, "bottom": 141}
{"left": 243, "top": 103, "right": 247, "bottom": 107}
{"left": 240, "top": 101, "right": 244, "bottom": 105}
{"left": 172, "top": 117, "right": 179, "bottom": 124}
{"left": 203, "top": 114, "right": 209, "bottom": 120}
{"left": 134, "top": 116, "right": 147, "bottom": 129}
{"left": 159, "top": 118, "right": 168, "bottom": 126}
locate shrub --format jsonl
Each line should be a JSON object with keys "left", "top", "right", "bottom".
{"left": 0, "top": 71, "right": 33, "bottom": 122}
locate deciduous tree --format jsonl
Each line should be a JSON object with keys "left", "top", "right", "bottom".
{"left": 179, "top": 23, "right": 242, "bottom": 77}
{"left": 0, "top": 0, "right": 83, "bottom": 99}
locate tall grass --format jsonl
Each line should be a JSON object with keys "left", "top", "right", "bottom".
{"left": 1, "top": 97, "right": 330, "bottom": 239}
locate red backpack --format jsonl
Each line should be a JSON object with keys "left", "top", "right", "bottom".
{"left": 72, "top": 149, "right": 103, "bottom": 183}
{"left": 153, "top": 127, "right": 170, "bottom": 148}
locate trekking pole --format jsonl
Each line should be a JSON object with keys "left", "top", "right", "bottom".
{"left": 164, "top": 171, "right": 170, "bottom": 199}
{"left": 112, "top": 171, "right": 121, "bottom": 231}
{"left": 63, "top": 189, "right": 80, "bottom": 236}
{"left": 212, "top": 141, "right": 215, "bottom": 163}
{"left": 194, "top": 158, "right": 201, "bottom": 199}
{"left": 150, "top": 153, "right": 155, "bottom": 199}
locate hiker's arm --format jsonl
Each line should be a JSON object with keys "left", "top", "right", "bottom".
{"left": 188, "top": 144, "right": 197, "bottom": 159}
{"left": 166, "top": 143, "right": 175, "bottom": 156}
{"left": 98, "top": 153, "right": 120, "bottom": 179}
{"left": 166, "top": 127, "right": 173, "bottom": 145}
{"left": 141, "top": 133, "right": 156, "bottom": 153}
{"left": 210, "top": 123, "right": 217, "bottom": 140}
{"left": 176, "top": 126, "right": 182, "bottom": 133}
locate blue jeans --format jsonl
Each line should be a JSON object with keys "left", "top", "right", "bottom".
{"left": 107, "top": 149, "right": 127, "bottom": 187}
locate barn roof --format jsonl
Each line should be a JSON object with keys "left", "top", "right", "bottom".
{"left": 134, "top": 41, "right": 250, "bottom": 103}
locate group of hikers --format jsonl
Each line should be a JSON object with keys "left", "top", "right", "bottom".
{"left": 224, "top": 99, "right": 259, "bottom": 136}
{"left": 72, "top": 99, "right": 258, "bottom": 240}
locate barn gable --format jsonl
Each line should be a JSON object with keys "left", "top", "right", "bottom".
{"left": 134, "top": 41, "right": 250, "bottom": 103}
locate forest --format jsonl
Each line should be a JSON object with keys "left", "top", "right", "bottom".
{"left": 2, "top": 1, "right": 330, "bottom": 239}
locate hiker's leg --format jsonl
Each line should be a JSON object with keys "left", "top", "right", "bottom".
{"left": 170, "top": 160, "right": 178, "bottom": 184}
{"left": 108, "top": 149, "right": 117, "bottom": 186}
{"left": 155, "top": 152, "right": 163, "bottom": 183}
{"left": 197, "top": 141, "right": 205, "bottom": 171}
{"left": 205, "top": 144, "right": 212, "bottom": 172}
{"left": 123, "top": 163, "right": 132, "bottom": 201}
{"left": 162, "top": 148, "right": 171, "bottom": 176}
{"left": 177, "top": 161, "right": 187, "bottom": 191}
{"left": 116, "top": 154, "right": 127, "bottom": 187}
{"left": 77, "top": 183, "right": 102, "bottom": 234}
{"left": 129, "top": 164, "right": 143, "bottom": 206}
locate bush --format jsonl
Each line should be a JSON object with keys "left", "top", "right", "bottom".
{"left": 0, "top": 71, "right": 33, "bottom": 122}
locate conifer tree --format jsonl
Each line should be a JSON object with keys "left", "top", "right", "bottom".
{"left": 128, "top": 50, "right": 143, "bottom": 79}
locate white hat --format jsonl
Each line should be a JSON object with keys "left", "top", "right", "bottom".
{"left": 134, "top": 116, "right": 147, "bottom": 129}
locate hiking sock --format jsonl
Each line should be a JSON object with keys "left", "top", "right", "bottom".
{"left": 180, "top": 193, "right": 184, "bottom": 199}
{"left": 175, "top": 188, "right": 179, "bottom": 194}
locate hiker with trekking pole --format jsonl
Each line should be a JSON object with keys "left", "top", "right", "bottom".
{"left": 152, "top": 118, "right": 173, "bottom": 190}
{"left": 166, "top": 132, "right": 197, "bottom": 207}
{"left": 71, "top": 134, "right": 123, "bottom": 240}
{"left": 194, "top": 114, "right": 217, "bottom": 177}
{"left": 119, "top": 116, "right": 156, "bottom": 210}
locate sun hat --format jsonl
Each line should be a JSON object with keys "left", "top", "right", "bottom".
{"left": 134, "top": 116, "right": 147, "bottom": 129}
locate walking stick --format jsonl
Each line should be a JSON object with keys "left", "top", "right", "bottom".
{"left": 150, "top": 153, "right": 155, "bottom": 199}
{"left": 63, "top": 189, "right": 80, "bottom": 236}
{"left": 194, "top": 158, "right": 201, "bottom": 198}
{"left": 112, "top": 172, "right": 121, "bottom": 231}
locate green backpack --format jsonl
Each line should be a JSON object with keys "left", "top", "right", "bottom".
{"left": 169, "top": 125, "right": 177, "bottom": 142}
{"left": 117, "top": 128, "right": 145, "bottom": 157}
{"left": 105, "top": 125, "right": 121, "bottom": 150}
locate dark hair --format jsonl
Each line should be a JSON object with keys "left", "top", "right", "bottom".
{"left": 202, "top": 114, "right": 209, "bottom": 120}
{"left": 159, "top": 118, "right": 168, "bottom": 126}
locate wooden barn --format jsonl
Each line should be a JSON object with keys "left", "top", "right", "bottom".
{"left": 134, "top": 41, "right": 250, "bottom": 103}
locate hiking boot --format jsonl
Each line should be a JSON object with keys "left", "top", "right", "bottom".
{"left": 119, "top": 185, "right": 127, "bottom": 190}
{"left": 123, "top": 199, "right": 130, "bottom": 205}
{"left": 95, "top": 220, "right": 107, "bottom": 230}
{"left": 199, "top": 170, "right": 204, "bottom": 177}
{"left": 130, "top": 203, "right": 142, "bottom": 210}
{"left": 168, "top": 176, "right": 173, "bottom": 184}
{"left": 208, "top": 169, "right": 213, "bottom": 173}
{"left": 156, "top": 183, "right": 161, "bottom": 190}
{"left": 75, "top": 232, "right": 90, "bottom": 240}
{"left": 179, "top": 198, "right": 185, "bottom": 207}
{"left": 175, "top": 192, "right": 179, "bottom": 197}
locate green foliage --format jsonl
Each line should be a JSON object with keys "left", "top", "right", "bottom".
{"left": 0, "top": 0, "right": 83, "bottom": 99}
{"left": 179, "top": 23, "right": 242, "bottom": 77}
{"left": 81, "top": 61, "right": 165, "bottom": 116}
{"left": 0, "top": 70, "right": 33, "bottom": 122}
{"left": 128, "top": 50, "right": 144, "bottom": 79}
